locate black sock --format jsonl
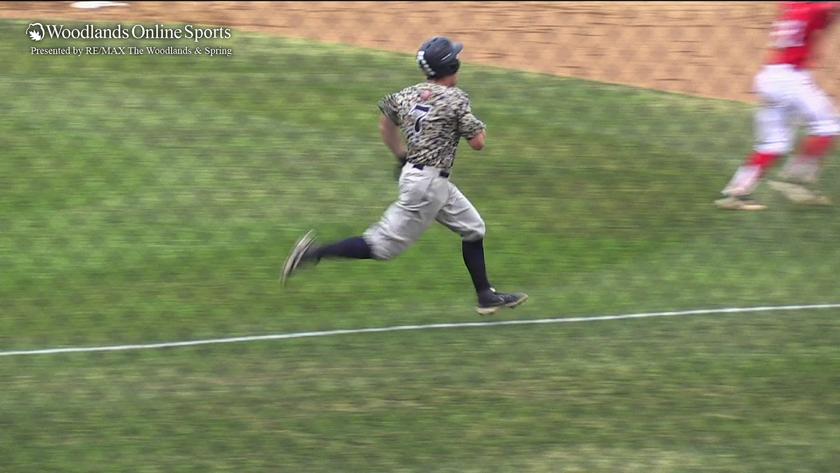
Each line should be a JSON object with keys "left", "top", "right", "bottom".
{"left": 312, "top": 236, "right": 372, "bottom": 260}
{"left": 462, "top": 239, "right": 492, "bottom": 293}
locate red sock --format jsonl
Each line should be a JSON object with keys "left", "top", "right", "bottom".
{"left": 801, "top": 135, "right": 835, "bottom": 160}
{"left": 748, "top": 151, "right": 781, "bottom": 174}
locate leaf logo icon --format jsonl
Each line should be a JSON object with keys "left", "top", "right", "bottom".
{"left": 27, "top": 23, "right": 45, "bottom": 42}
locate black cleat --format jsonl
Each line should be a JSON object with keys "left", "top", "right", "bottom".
{"left": 280, "top": 230, "right": 317, "bottom": 287}
{"left": 476, "top": 288, "right": 529, "bottom": 316}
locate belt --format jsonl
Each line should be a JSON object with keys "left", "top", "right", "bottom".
{"left": 412, "top": 163, "right": 450, "bottom": 178}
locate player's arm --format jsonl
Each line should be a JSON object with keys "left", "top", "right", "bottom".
{"left": 458, "top": 96, "right": 487, "bottom": 151}
{"left": 377, "top": 94, "right": 407, "bottom": 161}
{"left": 379, "top": 115, "right": 407, "bottom": 160}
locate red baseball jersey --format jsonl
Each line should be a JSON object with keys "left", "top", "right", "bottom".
{"left": 769, "top": 2, "right": 837, "bottom": 68}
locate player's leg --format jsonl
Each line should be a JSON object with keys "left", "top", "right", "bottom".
{"left": 280, "top": 230, "right": 373, "bottom": 286}
{"left": 717, "top": 66, "right": 795, "bottom": 210}
{"left": 363, "top": 165, "right": 448, "bottom": 260}
{"left": 785, "top": 73, "right": 839, "bottom": 182}
{"left": 772, "top": 73, "right": 840, "bottom": 205}
{"left": 309, "top": 236, "right": 373, "bottom": 260}
{"left": 281, "top": 166, "right": 447, "bottom": 285}
{"left": 435, "top": 182, "right": 527, "bottom": 315}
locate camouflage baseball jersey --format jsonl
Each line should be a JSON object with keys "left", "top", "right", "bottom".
{"left": 378, "top": 82, "right": 486, "bottom": 170}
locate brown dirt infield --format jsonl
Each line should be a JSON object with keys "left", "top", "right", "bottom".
{"left": 3, "top": 1, "right": 838, "bottom": 103}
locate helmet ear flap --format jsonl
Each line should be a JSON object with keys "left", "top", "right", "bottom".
{"left": 436, "top": 59, "right": 459, "bottom": 78}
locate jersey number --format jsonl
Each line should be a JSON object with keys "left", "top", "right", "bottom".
{"left": 410, "top": 104, "right": 432, "bottom": 133}
{"left": 771, "top": 20, "right": 807, "bottom": 48}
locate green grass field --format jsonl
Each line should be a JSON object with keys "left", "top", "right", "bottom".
{"left": 1, "top": 21, "right": 839, "bottom": 472}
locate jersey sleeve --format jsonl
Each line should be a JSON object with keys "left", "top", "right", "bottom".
{"left": 824, "top": 3, "right": 838, "bottom": 26}
{"left": 457, "top": 95, "right": 486, "bottom": 140}
{"left": 378, "top": 93, "right": 402, "bottom": 126}
{"left": 812, "top": 2, "right": 837, "bottom": 29}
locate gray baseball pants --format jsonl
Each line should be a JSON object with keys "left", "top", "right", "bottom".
{"left": 363, "top": 162, "right": 485, "bottom": 260}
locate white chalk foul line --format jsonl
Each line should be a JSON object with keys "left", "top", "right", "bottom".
{"left": 1, "top": 303, "right": 839, "bottom": 358}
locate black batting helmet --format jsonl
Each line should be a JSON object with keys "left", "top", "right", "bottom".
{"left": 417, "top": 37, "right": 463, "bottom": 79}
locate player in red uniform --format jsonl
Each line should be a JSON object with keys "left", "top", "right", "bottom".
{"left": 716, "top": 2, "right": 840, "bottom": 210}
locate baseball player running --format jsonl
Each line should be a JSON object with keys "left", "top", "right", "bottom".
{"left": 282, "top": 37, "right": 528, "bottom": 316}
{"left": 716, "top": 1, "right": 840, "bottom": 210}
